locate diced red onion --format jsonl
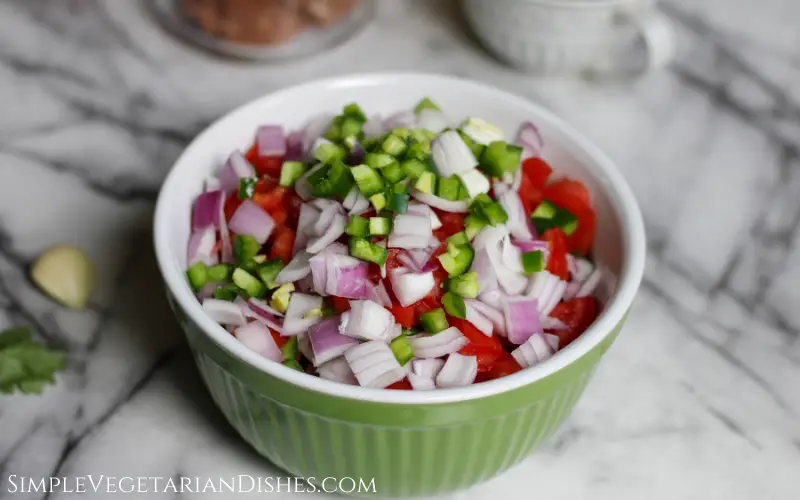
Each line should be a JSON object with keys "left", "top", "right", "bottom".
{"left": 383, "top": 110, "right": 415, "bottom": 129}
{"left": 562, "top": 281, "right": 580, "bottom": 301}
{"left": 415, "top": 109, "right": 449, "bottom": 133}
{"left": 516, "top": 121, "right": 544, "bottom": 160}
{"left": 493, "top": 180, "right": 510, "bottom": 197}
{"left": 388, "top": 234, "right": 437, "bottom": 251}
{"left": 545, "top": 333, "right": 560, "bottom": 351}
{"left": 309, "top": 315, "right": 359, "bottom": 366}
{"left": 466, "top": 299, "right": 506, "bottom": 337}
{"left": 301, "top": 114, "right": 333, "bottom": 157}
{"left": 412, "top": 358, "right": 445, "bottom": 379}
{"left": 345, "top": 341, "right": 406, "bottom": 388}
{"left": 282, "top": 293, "right": 324, "bottom": 336}
{"left": 307, "top": 213, "right": 346, "bottom": 254}
{"left": 436, "top": 353, "right": 477, "bottom": 388}
{"left": 363, "top": 116, "right": 387, "bottom": 138}
{"left": 498, "top": 191, "right": 533, "bottom": 241}
{"left": 511, "top": 166, "right": 523, "bottom": 192}
{"left": 229, "top": 200, "right": 275, "bottom": 244}
{"left": 205, "top": 176, "right": 221, "bottom": 192}
{"left": 526, "top": 270, "right": 566, "bottom": 316}
{"left": 294, "top": 163, "right": 325, "bottom": 201}
{"left": 317, "top": 357, "right": 358, "bottom": 385}
{"left": 192, "top": 190, "right": 223, "bottom": 230}
{"left": 219, "top": 192, "right": 233, "bottom": 263}
{"left": 297, "top": 332, "right": 314, "bottom": 363}
{"left": 576, "top": 269, "right": 602, "bottom": 298}
{"left": 409, "top": 189, "right": 469, "bottom": 213}
{"left": 389, "top": 322, "right": 403, "bottom": 340}
{"left": 343, "top": 188, "right": 370, "bottom": 215}
{"left": 308, "top": 243, "right": 348, "bottom": 296}
{"left": 312, "top": 201, "right": 343, "bottom": 236}
{"left": 474, "top": 226, "right": 527, "bottom": 295}
{"left": 541, "top": 316, "right": 567, "bottom": 331}
{"left": 389, "top": 268, "right": 435, "bottom": 307}
{"left": 187, "top": 226, "right": 218, "bottom": 267}
{"left": 285, "top": 129, "right": 305, "bottom": 161}
{"left": 297, "top": 202, "right": 321, "bottom": 241}
{"left": 235, "top": 322, "right": 282, "bottom": 362}
{"left": 366, "top": 280, "right": 392, "bottom": 307}
{"left": 238, "top": 297, "right": 283, "bottom": 332}
{"left": 432, "top": 130, "right": 477, "bottom": 177}
{"left": 471, "top": 248, "right": 498, "bottom": 293}
{"left": 511, "top": 333, "right": 554, "bottom": 368}
{"left": 542, "top": 280, "right": 567, "bottom": 316}
{"left": 465, "top": 301, "right": 493, "bottom": 336}
{"left": 500, "top": 237, "right": 525, "bottom": 274}
{"left": 349, "top": 142, "right": 366, "bottom": 165}
{"left": 203, "top": 298, "right": 247, "bottom": 326}
{"left": 513, "top": 240, "right": 549, "bottom": 262}
{"left": 257, "top": 125, "right": 286, "bottom": 157}
{"left": 503, "top": 297, "right": 542, "bottom": 345}
{"left": 296, "top": 274, "right": 315, "bottom": 293}
{"left": 219, "top": 151, "right": 255, "bottom": 193}
{"left": 408, "top": 372, "right": 436, "bottom": 391}
{"left": 325, "top": 254, "right": 369, "bottom": 299}
{"left": 409, "top": 327, "right": 468, "bottom": 358}
{"left": 276, "top": 251, "right": 313, "bottom": 285}
{"left": 342, "top": 300, "right": 394, "bottom": 341}
{"left": 248, "top": 297, "right": 284, "bottom": 317}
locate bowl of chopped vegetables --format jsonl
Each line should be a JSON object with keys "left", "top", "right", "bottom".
{"left": 153, "top": 73, "right": 645, "bottom": 497}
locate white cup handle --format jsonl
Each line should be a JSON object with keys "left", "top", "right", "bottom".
{"left": 626, "top": 10, "right": 676, "bottom": 72}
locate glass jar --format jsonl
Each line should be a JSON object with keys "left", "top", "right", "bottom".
{"left": 150, "top": 0, "right": 373, "bottom": 61}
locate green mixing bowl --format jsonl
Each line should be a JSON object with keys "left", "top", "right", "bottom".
{"left": 154, "top": 74, "right": 646, "bottom": 497}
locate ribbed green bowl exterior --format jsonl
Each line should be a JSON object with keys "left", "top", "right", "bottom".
{"left": 170, "top": 291, "right": 622, "bottom": 497}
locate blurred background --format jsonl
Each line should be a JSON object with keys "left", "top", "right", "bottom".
{"left": 0, "top": 0, "right": 797, "bottom": 499}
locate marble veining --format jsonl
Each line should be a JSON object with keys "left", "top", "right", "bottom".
{"left": 0, "top": 0, "right": 797, "bottom": 498}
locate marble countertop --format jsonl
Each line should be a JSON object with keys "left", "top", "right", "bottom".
{"left": 0, "top": 0, "right": 798, "bottom": 498}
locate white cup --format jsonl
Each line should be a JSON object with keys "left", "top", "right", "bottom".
{"left": 463, "top": 0, "right": 676, "bottom": 77}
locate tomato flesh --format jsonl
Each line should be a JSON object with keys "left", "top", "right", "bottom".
{"left": 543, "top": 228, "right": 569, "bottom": 280}
{"left": 269, "top": 228, "right": 295, "bottom": 264}
{"left": 548, "top": 297, "right": 597, "bottom": 348}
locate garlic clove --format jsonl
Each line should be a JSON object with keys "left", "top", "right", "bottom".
{"left": 31, "top": 245, "right": 94, "bottom": 310}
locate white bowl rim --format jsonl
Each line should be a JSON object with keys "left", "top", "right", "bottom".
{"left": 154, "top": 72, "right": 646, "bottom": 405}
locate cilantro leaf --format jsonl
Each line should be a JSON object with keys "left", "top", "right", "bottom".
{"left": 0, "top": 327, "right": 65, "bottom": 395}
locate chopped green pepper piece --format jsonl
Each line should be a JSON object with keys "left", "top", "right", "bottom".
{"left": 390, "top": 127, "right": 411, "bottom": 140}
{"left": 232, "top": 268, "right": 266, "bottom": 299}
{"left": 401, "top": 159, "right": 428, "bottom": 180}
{"left": 447, "top": 232, "right": 469, "bottom": 247}
{"left": 307, "top": 163, "right": 331, "bottom": 185}
{"left": 238, "top": 177, "right": 258, "bottom": 199}
{"left": 531, "top": 200, "right": 558, "bottom": 220}
{"left": 324, "top": 117, "right": 343, "bottom": 143}
{"left": 311, "top": 161, "right": 354, "bottom": 198}
{"left": 345, "top": 215, "right": 370, "bottom": 238}
{"left": 361, "top": 135, "right": 384, "bottom": 152}
{"left": 470, "top": 194, "right": 508, "bottom": 226}
{"left": 406, "top": 138, "right": 432, "bottom": 161}
{"left": 186, "top": 262, "right": 207, "bottom": 292}
{"left": 343, "top": 102, "right": 367, "bottom": 123}
{"left": 522, "top": 250, "right": 545, "bottom": 274}
{"left": 420, "top": 308, "right": 448, "bottom": 334}
{"left": 410, "top": 128, "right": 438, "bottom": 142}
{"left": 364, "top": 153, "right": 395, "bottom": 169}
{"left": 233, "top": 235, "right": 261, "bottom": 266}
{"left": 257, "top": 259, "right": 285, "bottom": 289}
{"left": 457, "top": 129, "right": 486, "bottom": 159}
{"left": 531, "top": 201, "right": 577, "bottom": 235}
{"left": 282, "top": 359, "right": 304, "bottom": 371}
{"left": 279, "top": 161, "right": 307, "bottom": 187}
{"left": 349, "top": 238, "right": 389, "bottom": 266}
{"left": 479, "top": 141, "right": 523, "bottom": 177}
{"left": 414, "top": 97, "right": 441, "bottom": 114}
{"left": 207, "top": 264, "right": 232, "bottom": 282}
{"left": 561, "top": 214, "right": 579, "bottom": 236}
{"left": 386, "top": 191, "right": 409, "bottom": 213}
{"left": 447, "top": 272, "right": 479, "bottom": 298}
{"left": 369, "top": 193, "right": 387, "bottom": 212}
{"left": 389, "top": 336, "right": 414, "bottom": 365}
{"left": 414, "top": 171, "right": 437, "bottom": 194}
{"left": 382, "top": 162, "right": 407, "bottom": 183}
{"left": 369, "top": 217, "right": 392, "bottom": 236}
{"left": 438, "top": 244, "right": 474, "bottom": 277}
{"left": 437, "top": 175, "right": 462, "bottom": 201}
{"left": 281, "top": 336, "right": 299, "bottom": 361}
{"left": 464, "top": 214, "right": 486, "bottom": 240}
{"left": 350, "top": 164, "right": 385, "bottom": 196}
{"left": 213, "top": 283, "right": 241, "bottom": 301}
{"left": 442, "top": 292, "right": 467, "bottom": 319}
{"left": 382, "top": 134, "right": 407, "bottom": 157}
{"left": 315, "top": 142, "right": 347, "bottom": 165}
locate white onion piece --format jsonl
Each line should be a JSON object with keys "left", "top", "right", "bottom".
{"left": 187, "top": 226, "right": 217, "bottom": 267}
{"left": 306, "top": 213, "right": 346, "bottom": 254}
{"left": 457, "top": 169, "right": 491, "bottom": 199}
{"left": 345, "top": 341, "right": 406, "bottom": 388}
{"left": 436, "top": 353, "right": 478, "bottom": 388}
{"left": 516, "top": 121, "right": 544, "bottom": 160}
{"left": 493, "top": 180, "right": 510, "bottom": 197}
{"left": 203, "top": 299, "right": 246, "bottom": 326}
{"left": 503, "top": 297, "right": 542, "bottom": 345}
{"left": 528, "top": 271, "right": 566, "bottom": 316}
{"left": 409, "top": 189, "right": 469, "bottom": 213}
{"left": 388, "top": 234, "right": 436, "bottom": 250}
{"left": 415, "top": 109, "right": 449, "bottom": 133}
{"left": 461, "top": 118, "right": 505, "bottom": 145}
{"left": 409, "top": 327, "right": 468, "bottom": 358}
{"left": 384, "top": 110, "right": 415, "bottom": 129}
{"left": 366, "top": 280, "right": 392, "bottom": 307}
{"left": 235, "top": 322, "right": 282, "bottom": 362}
{"left": 309, "top": 316, "right": 359, "bottom": 366}
{"left": 389, "top": 322, "right": 403, "bottom": 340}
{"left": 510, "top": 165, "right": 523, "bottom": 192}
{"left": 343, "top": 300, "right": 395, "bottom": 341}
{"left": 318, "top": 357, "right": 358, "bottom": 385}
{"left": 471, "top": 249, "right": 498, "bottom": 293}
{"left": 573, "top": 257, "right": 595, "bottom": 283}
{"left": 500, "top": 237, "right": 525, "bottom": 274}
{"left": 312, "top": 202, "right": 342, "bottom": 236}
{"left": 412, "top": 358, "right": 446, "bottom": 379}
{"left": 432, "top": 130, "right": 478, "bottom": 177}
{"left": 282, "top": 293, "right": 324, "bottom": 336}
{"left": 465, "top": 301, "right": 493, "bottom": 336}
{"left": 275, "top": 251, "right": 313, "bottom": 285}
{"left": 294, "top": 163, "right": 325, "bottom": 201}
{"left": 562, "top": 281, "right": 580, "bottom": 301}
{"left": 478, "top": 288, "right": 506, "bottom": 309}
{"left": 576, "top": 269, "right": 602, "bottom": 298}
{"left": 407, "top": 202, "right": 442, "bottom": 230}
{"left": 541, "top": 316, "right": 567, "bottom": 331}
{"left": 541, "top": 280, "right": 567, "bottom": 316}
{"left": 498, "top": 191, "right": 533, "bottom": 241}
{"left": 343, "top": 188, "right": 370, "bottom": 214}
{"left": 392, "top": 214, "right": 432, "bottom": 238}
{"left": 408, "top": 372, "right": 436, "bottom": 391}
{"left": 466, "top": 299, "right": 506, "bottom": 336}
{"left": 389, "top": 268, "right": 435, "bottom": 307}
{"left": 300, "top": 114, "right": 333, "bottom": 154}
{"left": 511, "top": 333, "right": 554, "bottom": 368}
{"left": 545, "top": 333, "right": 560, "bottom": 351}
{"left": 229, "top": 201, "right": 275, "bottom": 244}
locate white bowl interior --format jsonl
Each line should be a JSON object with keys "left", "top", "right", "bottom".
{"left": 154, "top": 73, "right": 644, "bottom": 404}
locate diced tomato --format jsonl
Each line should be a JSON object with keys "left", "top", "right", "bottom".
{"left": 548, "top": 297, "right": 597, "bottom": 348}
{"left": 542, "top": 228, "right": 569, "bottom": 280}
{"left": 269, "top": 328, "right": 288, "bottom": 348}
{"left": 481, "top": 351, "right": 523, "bottom": 381}
{"left": 245, "top": 144, "right": 284, "bottom": 178}
{"left": 269, "top": 227, "right": 295, "bottom": 264}
{"left": 433, "top": 211, "right": 466, "bottom": 240}
{"left": 284, "top": 192, "right": 303, "bottom": 229}
{"left": 450, "top": 317, "right": 505, "bottom": 372}
{"left": 414, "top": 294, "right": 442, "bottom": 319}
{"left": 330, "top": 296, "right": 351, "bottom": 314}
{"left": 224, "top": 195, "right": 244, "bottom": 222}
{"left": 542, "top": 179, "right": 596, "bottom": 256}
{"left": 386, "top": 379, "right": 413, "bottom": 390}
{"left": 252, "top": 185, "right": 288, "bottom": 214}
{"left": 388, "top": 303, "right": 416, "bottom": 328}
{"left": 518, "top": 173, "right": 544, "bottom": 215}
{"left": 522, "top": 157, "right": 553, "bottom": 189}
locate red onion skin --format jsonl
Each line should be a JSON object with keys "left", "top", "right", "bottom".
{"left": 192, "top": 190, "right": 223, "bottom": 230}
{"left": 257, "top": 125, "right": 287, "bottom": 157}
